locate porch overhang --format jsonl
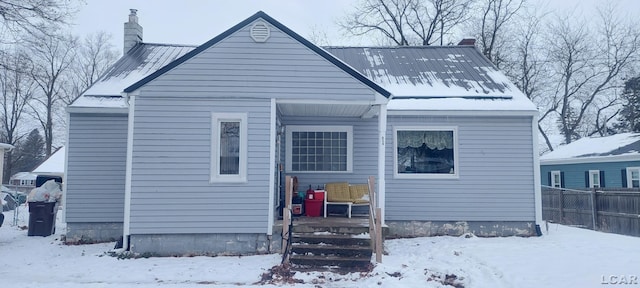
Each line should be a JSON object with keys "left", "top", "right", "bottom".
{"left": 276, "top": 94, "right": 389, "bottom": 118}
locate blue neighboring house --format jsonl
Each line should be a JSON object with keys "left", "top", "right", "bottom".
{"left": 540, "top": 133, "right": 640, "bottom": 189}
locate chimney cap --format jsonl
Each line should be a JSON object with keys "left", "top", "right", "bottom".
{"left": 457, "top": 38, "right": 476, "bottom": 46}
{"left": 129, "top": 9, "right": 138, "bottom": 15}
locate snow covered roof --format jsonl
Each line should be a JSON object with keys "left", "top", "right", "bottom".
{"left": 32, "top": 146, "right": 65, "bottom": 176}
{"left": 69, "top": 13, "right": 534, "bottom": 113}
{"left": 325, "top": 46, "right": 537, "bottom": 112}
{"left": 10, "top": 172, "right": 37, "bottom": 181}
{"left": 540, "top": 133, "right": 640, "bottom": 164}
{"left": 69, "top": 43, "right": 196, "bottom": 109}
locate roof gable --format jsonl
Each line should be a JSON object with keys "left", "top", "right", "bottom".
{"left": 32, "top": 146, "right": 65, "bottom": 175}
{"left": 123, "top": 11, "right": 391, "bottom": 98}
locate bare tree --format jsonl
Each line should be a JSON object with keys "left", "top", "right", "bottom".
{"left": 0, "top": 0, "right": 76, "bottom": 42}
{"left": 474, "top": 0, "right": 526, "bottom": 68}
{"left": 502, "top": 8, "right": 557, "bottom": 152}
{"left": 547, "top": 6, "right": 639, "bottom": 144}
{"left": 0, "top": 49, "right": 36, "bottom": 180}
{"left": 63, "top": 31, "right": 118, "bottom": 105}
{"left": 308, "top": 25, "right": 333, "bottom": 47}
{"left": 27, "top": 31, "right": 77, "bottom": 156}
{"left": 340, "top": 0, "right": 472, "bottom": 46}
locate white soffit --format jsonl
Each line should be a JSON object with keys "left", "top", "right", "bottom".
{"left": 277, "top": 103, "right": 371, "bottom": 117}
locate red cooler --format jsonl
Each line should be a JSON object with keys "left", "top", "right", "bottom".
{"left": 313, "top": 190, "right": 325, "bottom": 201}
{"left": 304, "top": 199, "right": 323, "bottom": 217}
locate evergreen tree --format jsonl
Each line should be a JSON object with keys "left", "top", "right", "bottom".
{"left": 617, "top": 76, "right": 640, "bottom": 132}
{"left": 14, "top": 129, "right": 45, "bottom": 172}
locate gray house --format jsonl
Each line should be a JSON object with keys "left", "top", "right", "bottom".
{"left": 65, "top": 10, "right": 541, "bottom": 255}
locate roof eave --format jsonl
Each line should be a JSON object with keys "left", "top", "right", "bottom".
{"left": 540, "top": 154, "right": 640, "bottom": 165}
{"left": 67, "top": 106, "right": 129, "bottom": 114}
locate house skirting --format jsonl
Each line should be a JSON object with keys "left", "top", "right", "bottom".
{"left": 129, "top": 230, "right": 283, "bottom": 257}
{"left": 65, "top": 222, "right": 123, "bottom": 244}
{"left": 385, "top": 221, "right": 537, "bottom": 238}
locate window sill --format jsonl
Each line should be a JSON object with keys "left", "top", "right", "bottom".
{"left": 289, "top": 170, "right": 353, "bottom": 174}
{"left": 210, "top": 176, "right": 248, "bottom": 184}
{"left": 394, "top": 173, "right": 459, "bottom": 180}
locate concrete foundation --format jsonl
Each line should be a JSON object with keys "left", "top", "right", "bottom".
{"left": 130, "top": 228, "right": 284, "bottom": 257}
{"left": 385, "top": 221, "right": 537, "bottom": 238}
{"left": 65, "top": 222, "right": 123, "bottom": 244}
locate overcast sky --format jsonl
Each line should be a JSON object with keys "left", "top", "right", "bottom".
{"left": 71, "top": 0, "right": 639, "bottom": 54}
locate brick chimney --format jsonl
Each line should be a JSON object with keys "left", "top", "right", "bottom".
{"left": 457, "top": 38, "right": 475, "bottom": 46}
{"left": 123, "top": 9, "right": 143, "bottom": 54}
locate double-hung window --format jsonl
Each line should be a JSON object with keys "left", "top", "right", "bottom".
{"left": 551, "top": 171, "right": 562, "bottom": 188}
{"left": 627, "top": 167, "right": 640, "bottom": 188}
{"left": 588, "top": 170, "right": 600, "bottom": 188}
{"left": 286, "top": 126, "right": 352, "bottom": 173}
{"left": 394, "top": 127, "right": 458, "bottom": 179}
{"left": 211, "top": 113, "right": 247, "bottom": 183}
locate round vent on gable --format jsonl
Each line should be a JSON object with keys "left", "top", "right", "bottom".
{"left": 250, "top": 21, "right": 270, "bottom": 42}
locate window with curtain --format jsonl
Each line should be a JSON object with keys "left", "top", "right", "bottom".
{"left": 395, "top": 128, "right": 457, "bottom": 178}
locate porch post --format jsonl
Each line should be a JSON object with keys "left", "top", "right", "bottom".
{"left": 267, "top": 98, "right": 276, "bottom": 235}
{"left": 377, "top": 103, "right": 387, "bottom": 225}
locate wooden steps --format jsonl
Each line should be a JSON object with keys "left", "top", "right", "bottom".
{"left": 288, "top": 220, "right": 373, "bottom": 271}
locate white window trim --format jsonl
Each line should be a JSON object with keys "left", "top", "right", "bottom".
{"left": 393, "top": 126, "right": 459, "bottom": 179}
{"left": 627, "top": 167, "right": 640, "bottom": 188}
{"left": 210, "top": 113, "right": 248, "bottom": 183}
{"left": 588, "top": 170, "right": 600, "bottom": 188}
{"left": 285, "top": 125, "right": 353, "bottom": 173}
{"left": 551, "top": 170, "right": 562, "bottom": 188}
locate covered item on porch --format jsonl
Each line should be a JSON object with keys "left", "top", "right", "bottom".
{"left": 324, "top": 182, "right": 370, "bottom": 218}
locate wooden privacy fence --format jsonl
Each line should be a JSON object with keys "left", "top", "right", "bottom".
{"left": 542, "top": 186, "right": 640, "bottom": 237}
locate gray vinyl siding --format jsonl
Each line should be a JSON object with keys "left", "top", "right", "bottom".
{"left": 136, "top": 20, "right": 376, "bottom": 100}
{"left": 66, "top": 113, "right": 127, "bottom": 222}
{"left": 385, "top": 115, "right": 535, "bottom": 221}
{"left": 129, "top": 97, "right": 271, "bottom": 235}
{"left": 280, "top": 116, "right": 378, "bottom": 189}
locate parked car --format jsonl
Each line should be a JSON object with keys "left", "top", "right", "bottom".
{"left": 1, "top": 191, "right": 27, "bottom": 211}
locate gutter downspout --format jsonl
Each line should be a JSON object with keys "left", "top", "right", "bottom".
{"left": 378, "top": 103, "right": 387, "bottom": 225}
{"left": 123, "top": 93, "right": 136, "bottom": 250}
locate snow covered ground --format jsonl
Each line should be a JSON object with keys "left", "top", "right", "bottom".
{"left": 1, "top": 206, "right": 639, "bottom": 288}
